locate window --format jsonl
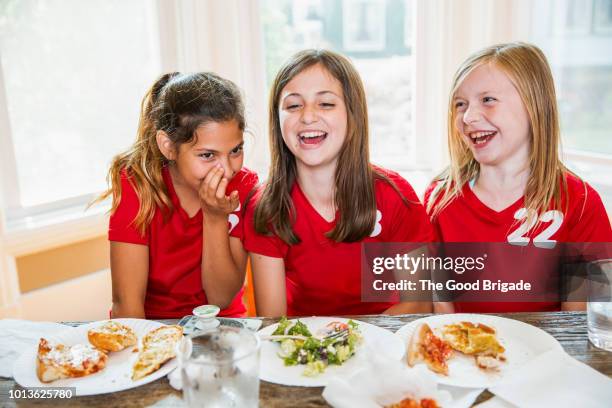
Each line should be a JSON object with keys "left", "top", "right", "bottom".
{"left": 342, "top": 0, "right": 386, "bottom": 51}
{"left": 529, "top": 0, "right": 612, "bottom": 192}
{"left": 0, "top": 0, "right": 160, "bottom": 216}
{"left": 260, "top": 0, "right": 415, "bottom": 170}
{"left": 594, "top": 0, "right": 612, "bottom": 34}
{"left": 531, "top": 0, "right": 612, "bottom": 157}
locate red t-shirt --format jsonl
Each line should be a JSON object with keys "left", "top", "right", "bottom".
{"left": 108, "top": 166, "right": 258, "bottom": 318}
{"left": 424, "top": 172, "right": 612, "bottom": 312}
{"left": 243, "top": 167, "right": 434, "bottom": 316}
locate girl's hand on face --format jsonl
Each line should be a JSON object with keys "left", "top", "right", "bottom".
{"left": 199, "top": 165, "right": 240, "bottom": 220}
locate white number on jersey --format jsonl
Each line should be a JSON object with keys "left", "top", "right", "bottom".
{"left": 507, "top": 208, "right": 564, "bottom": 249}
{"left": 228, "top": 202, "right": 241, "bottom": 233}
{"left": 370, "top": 210, "right": 382, "bottom": 237}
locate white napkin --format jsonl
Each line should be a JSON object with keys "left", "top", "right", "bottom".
{"left": 489, "top": 348, "right": 612, "bottom": 408}
{"left": 0, "top": 319, "right": 69, "bottom": 378}
{"left": 168, "top": 366, "right": 182, "bottom": 390}
{"left": 322, "top": 345, "right": 483, "bottom": 408}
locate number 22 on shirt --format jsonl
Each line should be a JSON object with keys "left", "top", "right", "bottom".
{"left": 507, "top": 208, "right": 563, "bottom": 249}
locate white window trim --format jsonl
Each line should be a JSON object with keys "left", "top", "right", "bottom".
{"left": 565, "top": 149, "right": 612, "bottom": 167}
{"left": 0, "top": 221, "right": 20, "bottom": 315}
{"left": 0, "top": 54, "right": 21, "bottom": 216}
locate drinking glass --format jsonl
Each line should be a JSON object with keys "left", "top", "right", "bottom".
{"left": 178, "top": 326, "right": 260, "bottom": 407}
{"left": 587, "top": 259, "right": 612, "bottom": 351}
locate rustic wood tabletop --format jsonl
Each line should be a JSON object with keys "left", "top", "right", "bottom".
{"left": 1, "top": 312, "right": 609, "bottom": 407}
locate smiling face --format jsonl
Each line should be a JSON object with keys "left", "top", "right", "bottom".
{"left": 171, "top": 119, "right": 244, "bottom": 191}
{"left": 278, "top": 63, "right": 348, "bottom": 170}
{"left": 453, "top": 63, "right": 531, "bottom": 168}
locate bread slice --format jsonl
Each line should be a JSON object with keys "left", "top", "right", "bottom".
{"left": 131, "top": 325, "right": 183, "bottom": 381}
{"left": 407, "top": 323, "right": 453, "bottom": 375}
{"left": 36, "top": 338, "right": 108, "bottom": 383}
{"left": 87, "top": 320, "right": 137, "bottom": 352}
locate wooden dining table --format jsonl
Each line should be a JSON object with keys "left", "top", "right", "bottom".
{"left": 1, "top": 311, "right": 610, "bottom": 407}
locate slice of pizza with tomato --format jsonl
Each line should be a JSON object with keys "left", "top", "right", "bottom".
{"left": 406, "top": 323, "right": 453, "bottom": 375}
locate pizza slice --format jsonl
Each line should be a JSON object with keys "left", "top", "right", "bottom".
{"left": 441, "top": 321, "right": 506, "bottom": 370}
{"left": 36, "top": 338, "right": 108, "bottom": 383}
{"left": 407, "top": 323, "right": 453, "bottom": 375}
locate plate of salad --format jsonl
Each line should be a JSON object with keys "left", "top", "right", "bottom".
{"left": 258, "top": 316, "right": 404, "bottom": 387}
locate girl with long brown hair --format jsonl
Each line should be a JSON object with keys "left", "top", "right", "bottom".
{"left": 425, "top": 42, "right": 611, "bottom": 313}
{"left": 243, "top": 49, "right": 434, "bottom": 317}
{"left": 98, "top": 72, "right": 258, "bottom": 318}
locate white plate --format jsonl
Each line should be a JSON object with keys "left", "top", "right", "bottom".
{"left": 395, "top": 314, "right": 563, "bottom": 388}
{"left": 258, "top": 316, "right": 404, "bottom": 387}
{"left": 13, "top": 319, "right": 178, "bottom": 396}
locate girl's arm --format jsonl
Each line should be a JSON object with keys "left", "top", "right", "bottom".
{"left": 110, "top": 241, "right": 149, "bottom": 318}
{"left": 561, "top": 301, "right": 586, "bottom": 311}
{"left": 201, "top": 218, "right": 247, "bottom": 309}
{"left": 383, "top": 301, "right": 432, "bottom": 315}
{"left": 200, "top": 166, "right": 247, "bottom": 309}
{"left": 250, "top": 253, "right": 287, "bottom": 317}
{"left": 434, "top": 302, "right": 455, "bottom": 313}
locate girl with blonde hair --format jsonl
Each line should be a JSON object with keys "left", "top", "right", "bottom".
{"left": 425, "top": 42, "right": 611, "bottom": 313}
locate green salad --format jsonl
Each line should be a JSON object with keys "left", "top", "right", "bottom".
{"left": 271, "top": 317, "right": 362, "bottom": 376}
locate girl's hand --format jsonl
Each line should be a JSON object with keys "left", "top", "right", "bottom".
{"left": 199, "top": 165, "right": 240, "bottom": 220}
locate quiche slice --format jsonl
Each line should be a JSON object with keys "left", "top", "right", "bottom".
{"left": 441, "top": 321, "right": 506, "bottom": 370}
{"left": 36, "top": 338, "right": 108, "bottom": 383}
{"left": 131, "top": 325, "right": 183, "bottom": 381}
{"left": 87, "top": 320, "right": 137, "bottom": 352}
{"left": 407, "top": 323, "right": 453, "bottom": 375}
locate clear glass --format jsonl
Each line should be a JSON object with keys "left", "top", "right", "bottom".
{"left": 260, "top": 0, "right": 415, "bottom": 169}
{"left": 587, "top": 259, "right": 612, "bottom": 351}
{"left": 0, "top": 0, "right": 160, "bottom": 207}
{"left": 179, "top": 326, "right": 261, "bottom": 408}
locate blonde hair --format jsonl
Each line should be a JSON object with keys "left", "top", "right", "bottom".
{"left": 94, "top": 72, "right": 245, "bottom": 235}
{"left": 428, "top": 42, "right": 574, "bottom": 228}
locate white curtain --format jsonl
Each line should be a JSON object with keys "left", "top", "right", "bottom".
{"left": 157, "top": 0, "right": 269, "bottom": 176}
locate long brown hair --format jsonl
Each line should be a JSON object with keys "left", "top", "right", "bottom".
{"left": 254, "top": 49, "right": 403, "bottom": 244}
{"left": 95, "top": 72, "right": 245, "bottom": 235}
{"left": 428, "top": 42, "right": 573, "bottom": 227}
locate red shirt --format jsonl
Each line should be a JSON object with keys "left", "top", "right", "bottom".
{"left": 244, "top": 167, "right": 434, "bottom": 316}
{"left": 109, "top": 166, "right": 258, "bottom": 318}
{"left": 424, "top": 172, "right": 612, "bottom": 312}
